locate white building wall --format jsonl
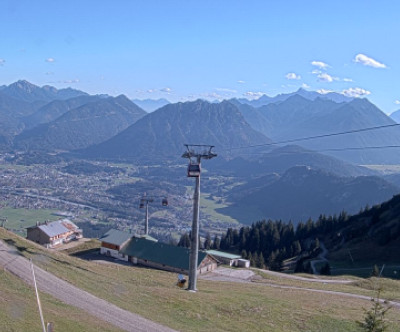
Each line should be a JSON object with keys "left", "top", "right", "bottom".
{"left": 100, "top": 247, "right": 128, "bottom": 261}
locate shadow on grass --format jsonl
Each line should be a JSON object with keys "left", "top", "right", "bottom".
{"left": 71, "top": 248, "right": 100, "bottom": 257}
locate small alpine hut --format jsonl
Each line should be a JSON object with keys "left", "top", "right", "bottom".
{"left": 206, "top": 250, "right": 249, "bottom": 268}
{"left": 26, "top": 219, "right": 82, "bottom": 248}
{"left": 99, "top": 229, "right": 133, "bottom": 261}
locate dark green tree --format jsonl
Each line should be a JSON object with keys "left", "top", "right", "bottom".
{"left": 178, "top": 232, "right": 190, "bottom": 248}
{"left": 357, "top": 289, "right": 390, "bottom": 332}
{"left": 252, "top": 251, "right": 259, "bottom": 267}
{"left": 258, "top": 252, "right": 265, "bottom": 269}
{"left": 292, "top": 240, "right": 302, "bottom": 256}
{"left": 203, "top": 232, "right": 212, "bottom": 250}
{"left": 319, "top": 263, "right": 331, "bottom": 275}
{"left": 213, "top": 235, "right": 220, "bottom": 250}
{"left": 372, "top": 265, "right": 380, "bottom": 277}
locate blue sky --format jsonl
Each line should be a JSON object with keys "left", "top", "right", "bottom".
{"left": 1, "top": 1, "right": 399, "bottom": 113}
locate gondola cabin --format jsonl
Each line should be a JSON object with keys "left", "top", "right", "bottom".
{"left": 187, "top": 163, "right": 200, "bottom": 177}
{"left": 162, "top": 198, "right": 168, "bottom": 206}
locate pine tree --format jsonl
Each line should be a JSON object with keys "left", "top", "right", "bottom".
{"left": 252, "top": 251, "right": 259, "bottom": 267}
{"left": 248, "top": 252, "right": 253, "bottom": 266}
{"left": 203, "top": 232, "right": 212, "bottom": 250}
{"left": 292, "top": 240, "right": 302, "bottom": 256}
{"left": 178, "top": 232, "right": 191, "bottom": 248}
{"left": 372, "top": 265, "right": 380, "bottom": 277}
{"left": 258, "top": 252, "right": 265, "bottom": 269}
{"left": 213, "top": 235, "right": 220, "bottom": 250}
{"left": 357, "top": 289, "right": 390, "bottom": 332}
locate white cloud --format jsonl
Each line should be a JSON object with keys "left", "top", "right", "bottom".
{"left": 0, "top": 59, "right": 5, "bottom": 66}
{"left": 317, "top": 89, "right": 334, "bottom": 95}
{"left": 395, "top": 100, "right": 400, "bottom": 105}
{"left": 237, "top": 80, "right": 245, "bottom": 84}
{"left": 46, "top": 58, "right": 55, "bottom": 63}
{"left": 243, "top": 91, "right": 265, "bottom": 99}
{"left": 317, "top": 73, "right": 338, "bottom": 82}
{"left": 202, "top": 92, "right": 224, "bottom": 100}
{"left": 147, "top": 87, "right": 172, "bottom": 94}
{"left": 343, "top": 78, "right": 353, "bottom": 82}
{"left": 311, "top": 61, "right": 329, "bottom": 69}
{"left": 160, "top": 87, "right": 172, "bottom": 93}
{"left": 354, "top": 54, "right": 386, "bottom": 68}
{"left": 45, "top": 71, "right": 54, "bottom": 75}
{"left": 342, "top": 87, "right": 371, "bottom": 98}
{"left": 285, "top": 72, "right": 301, "bottom": 80}
{"left": 302, "top": 83, "right": 310, "bottom": 89}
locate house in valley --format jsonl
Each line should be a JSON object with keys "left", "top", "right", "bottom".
{"left": 26, "top": 219, "right": 82, "bottom": 248}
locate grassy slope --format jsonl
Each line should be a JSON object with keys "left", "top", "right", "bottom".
{"left": 0, "top": 268, "right": 121, "bottom": 332}
{"left": 200, "top": 193, "right": 239, "bottom": 224}
{"left": 1, "top": 228, "right": 400, "bottom": 332}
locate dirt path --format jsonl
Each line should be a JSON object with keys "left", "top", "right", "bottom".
{"left": 0, "top": 240, "right": 176, "bottom": 332}
{"left": 310, "top": 241, "right": 328, "bottom": 274}
{"left": 254, "top": 267, "right": 354, "bottom": 284}
{"left": 200, "top": 267, "right": 400, "bottom": 310}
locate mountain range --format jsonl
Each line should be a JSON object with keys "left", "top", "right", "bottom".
{"left": 2, "top": 80, "right": 399, "bottom": 165}
{"left": 218, "top": 165, "right": 399, "bottom": 224}
{"left": 81, "top": 99, "right": 271, "bottom": 162}
{"left": 0, "top": 80, "right": 88, "bottom": 103}
{"left": 234, "top": 95, "right": 400, "bottom": 164}
{"left": 235, "top": 88, "right": 354, "bottom": 107}
{"left": 1, "top": 79, "right": 400, "bottom": 237}
{"left": 15, "top": 95, "right": 146, "bottom": 151}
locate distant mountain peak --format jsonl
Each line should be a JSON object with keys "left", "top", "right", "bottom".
{"left": 114, "top": 94, "right": 131, "bottom": 102}
{"left": 2, "top": 80, "right": 88, "bottom": 103}
{"left": 11, "top": 80, "right": 39, "bottom": 91}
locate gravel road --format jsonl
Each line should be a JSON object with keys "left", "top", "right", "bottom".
{"left": 0, "top": 240, "right": 176, "bottom": 332}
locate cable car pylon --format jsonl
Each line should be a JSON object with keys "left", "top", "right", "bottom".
{"left": 182, "top": 144, "right": 217, "bottom": 292}
{"left": 139, "top": 195, "right": 168, "bottom": 235}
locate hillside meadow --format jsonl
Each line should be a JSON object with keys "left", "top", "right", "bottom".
{"left": 1, "top": 228, "right": 400, "bottom": 332}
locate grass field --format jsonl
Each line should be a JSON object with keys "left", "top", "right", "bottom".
{"left": 200, "top": 193, "right": 239, "bottom": 224}
{"left": 0, "top": 207, "right": 58, "bottom": 236}
{"left": 0, "top": 267, "right": 121, "bottom": 332}
{"left": 1, "top": 228, "right": 400, "bottom": 332}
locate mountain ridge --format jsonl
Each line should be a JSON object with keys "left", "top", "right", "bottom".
{"left": 15, "top": 95, "right": 146, "bottom": 151}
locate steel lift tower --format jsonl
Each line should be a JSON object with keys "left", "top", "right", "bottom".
{"left": 182, "top": 144, "right": 217, "bottom": 292}
{"left": 139, "top": 196, "right": 168, "bottom": 235}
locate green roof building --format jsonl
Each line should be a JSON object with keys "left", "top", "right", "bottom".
{"left": 99, "top": 229, "right": 134, "bottom": 261}
{"left": 121, "top": 237, "right": 218, "bottom": 275}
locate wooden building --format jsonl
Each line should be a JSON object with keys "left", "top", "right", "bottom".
{"left": 99, "top": 229, "right": 133, "bottom": 261}
{"left": 26, "top": 219, "right": 82, "bottom": 248}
